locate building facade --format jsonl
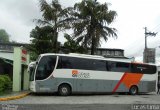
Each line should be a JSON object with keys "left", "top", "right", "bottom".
{"left": 88, "top": 48, "right": 126, "bottom": 58}
{"left": 143, "top": 48, "right": 156, "bottom": 63}
{"left": 0, "top": 43, "right": 30, "bottom": 91}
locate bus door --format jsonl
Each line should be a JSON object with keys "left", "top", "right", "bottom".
{"left": 35, "top": 55, "right": 57, "bottom": 91}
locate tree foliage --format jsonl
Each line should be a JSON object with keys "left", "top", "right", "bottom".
{"left": 35, "top": 0, "right": 70, "bottom": 53}
{"left": 30, "top": 0, "right": 118, "bottom": 58}
{"left": 29, "top": 26, "right": 61, "bottom": 60}
{"left": 0, "top": 29, "right": 10, "bottom": 43}
{"left": 70, "top": 0, "right": 117, "bottom": 55}
{"left": 63, "top": 33, "right": 87, "bottom": 53}
{"left": 0, "top": 75, "right": 12, "bottom": 93}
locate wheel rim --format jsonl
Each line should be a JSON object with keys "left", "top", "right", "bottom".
{"left": 130, "top": 86, "right": 137, "bottom": 94}
{"left": 131, "top": 88, "right": 136, "bottom": 94}
{"left": 61, "top": 87, "right": 68, "bottom": 94}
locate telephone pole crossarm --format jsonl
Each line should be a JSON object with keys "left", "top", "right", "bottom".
{"left": 144, "top": 27, "right": 157, "bottom": 49}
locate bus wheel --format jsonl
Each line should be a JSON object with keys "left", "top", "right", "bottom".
{"left": 58, "top": 84, "right": 71, "bottom": 96}
{"left": 129, "top": 85, "right": 138, "bottom": 95}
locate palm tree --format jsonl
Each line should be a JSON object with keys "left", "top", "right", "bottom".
{"left": 36, "top": 0, "right": 70, "bottom": 52}
{"left": 63, "top": 33, "right": 87, "bottom": 53}
{"left": 71, "top": 0, "right": 117, "bottom": 55}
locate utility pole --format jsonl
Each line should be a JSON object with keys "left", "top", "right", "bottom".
{"left": 144, "top": 27, "right": 157, "bottom": 49}
{"left": 143, "top": 27, "right": 157, "bottom": 63}
{"left": 144, "top": 27, "right": 147, "bottom": 49}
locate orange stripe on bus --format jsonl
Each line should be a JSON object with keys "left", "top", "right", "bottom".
{"left": 112, "top": 73, "right": 127, "bottom": 93}
{"left": 112, "top": 73, "right": 143, "bottom": 93}
{"left": 122, "top": 73, "right": 143, "bottom": 89}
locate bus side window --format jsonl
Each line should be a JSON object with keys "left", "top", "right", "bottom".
{"left": 131, "top": 64, "right": 157, "bottom": 74}
{"left": 92, "top": 60, "right": 107, "bottom": 71}
{"left": 116, "top": 62, "right": 130, "bottom": 72}
{"left": 107, "top": 61, "right": 130, "bottom": 72}
{"left": 57, "top": 56, "right": 73, "bottom": 69}
{"left": 69, "top": 57, "right": 93, "bottom": 70}
{"left": 107, "top": 61, "right": 116, "bottom": 71}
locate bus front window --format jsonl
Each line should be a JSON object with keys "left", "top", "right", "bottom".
{"left": 35, "top": 55, "right": 57, "bottom": 80}
{"left": 30, "top": 66, "right": 35, "bottom": 81}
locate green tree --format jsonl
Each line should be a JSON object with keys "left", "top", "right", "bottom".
{"left": 71, "top": 0, "right": 117, "bottom": 55}
{"left": 0, "top": 29, "right": 10, "bottom": 43}
{"left": 35, "top": 0, "right": 70, "bottom": 53}
{"left": 63, "top": 33, "right": 87, "bottom": 53}
{"left": 29, "top": 26, "right": 61, "bottom": 60}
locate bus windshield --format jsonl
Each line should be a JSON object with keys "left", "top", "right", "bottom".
{"left": 35, "top": 55, "right": 57, "bottom": 80}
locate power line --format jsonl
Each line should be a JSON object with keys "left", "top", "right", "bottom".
{"left": 126, "top": 28, "right": 159, "bottom": 58}
{"left": 156, "top": 30, "right": 160, "bottom": 34}
{"left": 151, "top": 23, "right": 160, "bottom": 32}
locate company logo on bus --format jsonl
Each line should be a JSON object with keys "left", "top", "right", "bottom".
{"left": 72, "top": 70, "right": 78, "bottom": 77}
{"left": 72, "top": 70, "right": 90, "bottom": 78}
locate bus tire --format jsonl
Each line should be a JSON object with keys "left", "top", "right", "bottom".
{"left": 129, "top": 85, "right": 138, "bottom": 95}
{"left": 58, "top": 84, "right": 71, "bottom": 96}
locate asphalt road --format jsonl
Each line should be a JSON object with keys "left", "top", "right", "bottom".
{"left": 0, "top": 104, "right": 132, "bottom": 110}
{"left": 1, "top": 92, "right": 160, "bottom": 110}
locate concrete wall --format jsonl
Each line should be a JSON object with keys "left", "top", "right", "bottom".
{"left": 12, "top": 47, "right": 30, "bottom": 91}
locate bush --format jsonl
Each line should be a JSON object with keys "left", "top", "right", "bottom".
{"left": 0, "top": 75, "right": 12, "bottom": 92}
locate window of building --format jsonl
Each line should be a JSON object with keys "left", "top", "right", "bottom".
{"left": 102, "top": 51, "right": 106, "bottom": 56}
{"left": 106, "top": 51, "right": 111, "bottom": 56}
{"left": 110, "top": 51, "right": 114, "bottom": 56}
{"left": 115, "top": 51, "right": 119, "bottom": 56}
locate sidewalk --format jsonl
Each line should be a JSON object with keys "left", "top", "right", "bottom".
{"left": 0, "top": 91, "right": 30, "bottom": 101}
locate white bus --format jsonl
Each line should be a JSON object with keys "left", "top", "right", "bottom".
{"left": 29, "top": 53, "right": 157, "bottom": 96}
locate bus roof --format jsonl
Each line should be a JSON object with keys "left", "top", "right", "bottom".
{"left": 40, "top": 53, "right": 133, "bottom": 63}
{"left": 37, "top": 53, "right": 156, "bottom": 65}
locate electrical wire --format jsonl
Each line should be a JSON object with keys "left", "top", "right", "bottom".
{"left": 151, "top": 23, "right": 160, "bottom": 32}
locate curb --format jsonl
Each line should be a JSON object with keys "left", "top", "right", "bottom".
{"left": 0, "top": 92, "right": 30, "bottom": 101}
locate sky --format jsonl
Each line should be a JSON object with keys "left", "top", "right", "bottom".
{"left": 0, "top": 0, "right": 160, "bottom": 63}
